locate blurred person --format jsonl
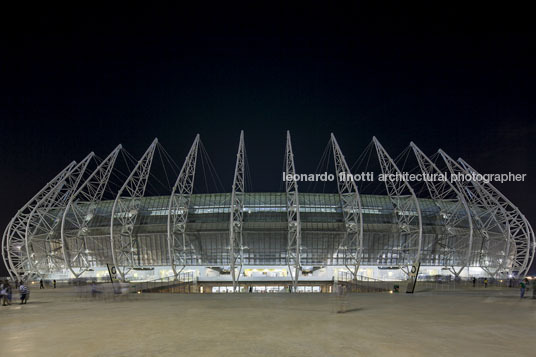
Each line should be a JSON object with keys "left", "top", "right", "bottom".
{"left": 484, "top": 278, "right": 488, "bottom": 288}
{"left": 520, "top": 278, "right": 528, "bottom": 299}
{"left": 120, "top": 282, "right": 129, "bottom": 295}
{"left": 472, "top": 277, "right": 476, "bottom": 287}
{"left": 337, "top": 283, "right": 348, "bottom": 313}
{"left": 6, "top": 282, "right": 12, "bottom": 305}
{"left": 0, "top": 281, "right": 6, "bottom": 306}
{"left": 91, "top": 281, "right": 97, "bottom": 298}
{"left": 39, "top": 279, "right": 44, "bottom": 289}
{"left": 91, "top": 281, "right": 103, "bottom": 298}
{"left": 53, "top": 280, "right": 56, "bottom": 288}
{"left": 19, "top": 281, "right": 29, "bottom": 304}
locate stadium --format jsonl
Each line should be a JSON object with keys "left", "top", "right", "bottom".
{"left": 2, "top": 132, "right": 534, "bottom": 292}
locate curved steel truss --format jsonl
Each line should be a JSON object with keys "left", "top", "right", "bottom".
{"left": 25, "top": 153, "right": 95, "bottom": 278}
{"left": 439, "top": 150, "right": 511, "bottom": 277}
{"left": 62, "top": 145, "right": 122, "bottom": 278}
{"left": 110, "top": 139, "right": 158, "bottom": 281}
{"left": 410, "top": 143, "right": 473, "bottom": 276}
{"left": 285, "top": 131, "right": 302, "bottom": 290}
{"left": 167, "top": 135, "right": 200, "bottom": 277}
{"left": 373, "top": 137, "right": 423, "bottom": 270}
{"left": 458, "top": 159, "right": 534, "bottom": 277}
{"left": 2, "top": 133, "right": 533, "bottom": 280}
{"left": 2, "top": 161, "right": 76, "bottom": 280}
{"left": 229, "top": 131, "right": 245, "bottom": 291}
{"left": 331, "top": 133, "right": 364, "bottom": 279}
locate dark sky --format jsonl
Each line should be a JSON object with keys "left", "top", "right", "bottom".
{"left": 1, "top": 4, "right": 535, "bottom": 276}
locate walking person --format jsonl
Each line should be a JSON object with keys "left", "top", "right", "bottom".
{"left": 484, "top": 278, "right": 488, "bottom": 288}
{"left": 53, "top": 279, "right": 56, "bottom": 289}
{"left": 19, "top": 281, "right": 29, "bottom": 304}
{"left": 520, "top": 278, "right": 528, "bottom": 299}
{"left": 0, "top": 281, "right": 7, "bottom": 306}
{"left": 472, "top": 277, "right": 476, "bottom": 287}
{"left": 336, "top": 283, "right": 348, "bottom": 313}
{"left": 6, "top": 282, "right": 12, "bottom": 305}
{"left": 39, "top": 279, "right": 44, "bottom": 289}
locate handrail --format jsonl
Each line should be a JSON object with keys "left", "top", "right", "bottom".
{"left": 130, "top": 272, "right": 195, "bottom": 293}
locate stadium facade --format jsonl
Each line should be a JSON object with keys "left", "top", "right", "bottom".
{"left": 2, "top": 132, "right": 534, "bottom": 290}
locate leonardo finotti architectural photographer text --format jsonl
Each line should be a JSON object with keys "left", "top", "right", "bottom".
{"left": 282, "top": 171, "right": 527, "bottom": 184}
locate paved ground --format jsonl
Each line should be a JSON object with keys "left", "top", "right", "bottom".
{"left": 0, "top": 287, "right": 535, "bottom": 356}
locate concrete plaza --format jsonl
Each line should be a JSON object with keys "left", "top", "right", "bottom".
{"left": 0, "top": 287, "right": 535, "bottom": 356}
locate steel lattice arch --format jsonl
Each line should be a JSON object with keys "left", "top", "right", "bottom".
{"left": 2, "top": 132, "right": 534, "bottom": 285}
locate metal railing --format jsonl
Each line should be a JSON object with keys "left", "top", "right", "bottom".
{"left": 415, "top": 276, "right": 522, "bottom": 292}
{"left": 337, "top": 271, "right": 394, "bottom": 293}
{"left": 337, "top": 272, "right": 524, "bottom": 294}
{"left": 130, "top": 272, "right": 195, "bottom": 294}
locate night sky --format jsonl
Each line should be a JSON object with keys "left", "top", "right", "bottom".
{"left": 2, "top": 4, "right": 535, "bottom": 276}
